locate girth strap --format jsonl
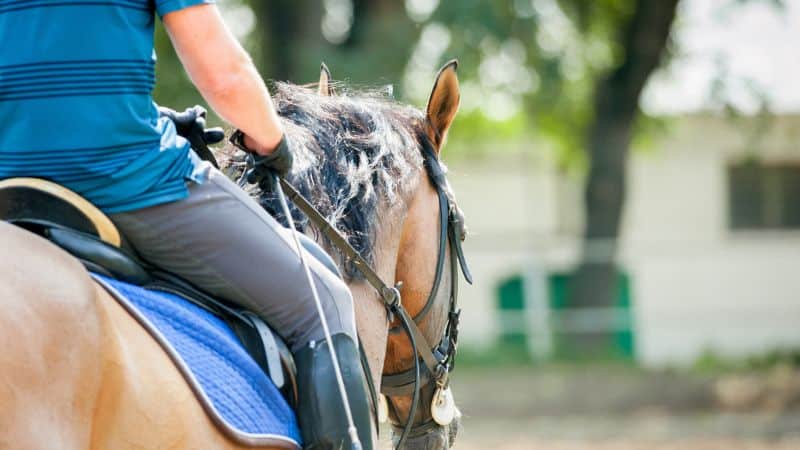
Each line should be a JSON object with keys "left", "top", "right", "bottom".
{"left": 242, "top": 311, "right": 285, "bottom": 389}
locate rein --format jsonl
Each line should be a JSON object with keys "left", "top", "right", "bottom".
{"left": 274, "top": 144, "right": 472, "bottom": 448}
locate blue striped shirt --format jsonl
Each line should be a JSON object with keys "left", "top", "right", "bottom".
{"left": 0, "top": 0, "right": 214, "bottom": 213}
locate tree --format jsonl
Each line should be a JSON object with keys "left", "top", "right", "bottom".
{"left": 246, "top": 0, "right": 315, "bottom": 81}
{"left": 243, "top": 0, "right": 414, "bottom": 88}
{"left": 425, "top": 0, "right": 681, "bottom": 355}
{"left": 237, "top": 2, "right": 683, "bottom": 354}
{"left": 568, "top": 0, "right": 681, "bottom": 353}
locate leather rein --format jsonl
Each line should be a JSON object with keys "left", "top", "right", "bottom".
{"left": 272, "top": 144, "right": 472, "bottom": 448}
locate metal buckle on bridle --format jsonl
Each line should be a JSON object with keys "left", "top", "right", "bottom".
{"left": 434, "top": 362, "right": 448, "bottom": 386}
{"left": 449, "top": 205, "right": 467, "bottom": 243}
{"left": 380, "top": 283, "right": 403, "bottom": 322}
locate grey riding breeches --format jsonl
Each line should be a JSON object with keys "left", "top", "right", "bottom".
{"left": 110, "top": 167, "right": 357, "bottom": 353}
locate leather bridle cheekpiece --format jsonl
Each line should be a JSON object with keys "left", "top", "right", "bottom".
{"left": 274, "top": 139, "right": 472, "bottom": 449}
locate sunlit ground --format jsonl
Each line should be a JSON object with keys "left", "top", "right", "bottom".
{"left": 381, "top": 365, "right": 800, "bottom": 449}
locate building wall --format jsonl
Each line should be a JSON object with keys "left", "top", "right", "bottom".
{"left": 446, "top": 115, "right": 800, "bottom": 366}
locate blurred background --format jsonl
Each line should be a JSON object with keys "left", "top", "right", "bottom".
{"left": 153, "top": 0, "right": 800, "bottom": 448}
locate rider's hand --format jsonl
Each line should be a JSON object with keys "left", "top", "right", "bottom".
{"left": 230, "top": 130, "right": 293, "bottom": 181}
{"left": 159, "top": 105, "right": 225, "bottom": 168}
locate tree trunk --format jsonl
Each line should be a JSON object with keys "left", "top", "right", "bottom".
{"left": 567, "top": 0, "right": 680, "bottom": 356}
{"left": 342, "top": 0, "right": 370, "bottom": 48}
{"left": 249, "top": 0, "right": 305, "bottom": 82}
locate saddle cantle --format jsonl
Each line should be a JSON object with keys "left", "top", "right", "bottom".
{"left": 0, "top": 177, "right": 149, "bottom": 282}
{"left": 0, "top": 177, "right": 300, "bottom": 415}
{"left": 0, "top": 177, "right": 121, "bottom": 244}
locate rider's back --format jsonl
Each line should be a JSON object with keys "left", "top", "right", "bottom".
{"left": 0, "top": 1, "right": 207, "bottom": 213}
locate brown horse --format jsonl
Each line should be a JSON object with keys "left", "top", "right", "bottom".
{"left": 0, "top": 61, "right": 464, "bottom": 450}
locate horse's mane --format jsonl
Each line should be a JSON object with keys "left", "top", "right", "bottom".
{"left": 222, "top": 82, "right": 426, "bottom": 279}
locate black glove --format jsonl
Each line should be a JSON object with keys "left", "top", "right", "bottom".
{"left": 230, "top": 130, "right": 293, "bottom": 182}
{"left": 159, "top": 105, "right": 224, "bottom": 168}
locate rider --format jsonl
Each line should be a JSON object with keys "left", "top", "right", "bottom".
{"left": 0, "top": 2, "right": 373, "bottom": 448}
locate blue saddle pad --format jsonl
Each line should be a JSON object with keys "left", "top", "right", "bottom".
{"left": 93, "top": 274, "right": 302, "bottom": 448}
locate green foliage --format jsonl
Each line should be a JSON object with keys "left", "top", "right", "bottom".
{"left": 428, "top": 0, "right": 642, "bottom": 162}
{"left": 631, "top": 113, "right": 674, "bottom": 154}
{"left": 149, "top": 0, "right": 662, "bottom": 166}
{"left": 692, "top": 348, "right": 800, "bottom": 374}
{"left": 456, "top": 342, "right": 534, "bottom": 367}
{"left": 447, "top": 111, "right": 529, "bottom": 150}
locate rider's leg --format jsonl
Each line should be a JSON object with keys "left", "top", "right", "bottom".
{"left": 110, "top": 168, "right": 374, "bottom": 449}
{"left": 111, "top": 168, "right": 354, "bottom": 350}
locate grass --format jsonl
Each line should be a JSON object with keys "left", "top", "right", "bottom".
{"left": 691, "top": 348, "right": 800, "bottom": 374}
{"left": 454, "top": 341, "right": 640, "bottom": 370}
{"left": 455, "top": 342, "right": 800, "bottom": 376}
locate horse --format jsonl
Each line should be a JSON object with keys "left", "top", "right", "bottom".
{"left": 0, "top": 61, "right": 465, "bottom": 450}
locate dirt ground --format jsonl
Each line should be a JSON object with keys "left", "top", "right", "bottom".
{"left": 382, "top": 365, "right": 800, "bottom": 449}
{"left": 457, "top": 438, "right": 800, "bottom": 450}
{"left": 453, "top": 415, "right": 800, "bottom": 449}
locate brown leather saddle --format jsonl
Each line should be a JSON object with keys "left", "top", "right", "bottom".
{"left": 0, "top": 177, "right": 300, "bottom": 408}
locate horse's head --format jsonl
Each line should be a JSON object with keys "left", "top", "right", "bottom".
{"left": 380, "top": 61, "right": 467, "bottom": 449}
{"left": 238, "top": 61, "right": 467, "bottom": 450}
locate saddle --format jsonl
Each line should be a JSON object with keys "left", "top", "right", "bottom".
{"left": 0, "top": 177, "right": 305, "bottom": 409}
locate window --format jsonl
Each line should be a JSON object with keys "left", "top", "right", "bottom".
{"left": 728, "top": 163, "right": 800, "bottom": 230}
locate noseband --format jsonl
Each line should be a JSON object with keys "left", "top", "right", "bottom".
{"left": 276, "top": 140, "right": 472, "bottom": 449}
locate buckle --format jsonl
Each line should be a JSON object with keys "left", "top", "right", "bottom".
{"left": 380, "top": 283, "right": 403, "bottom": 322}
{"left": 434, "top": 363, "right": 449, "bottom": 387}
{"left": 229, "top": 129, "right": 249, "bottom": 152}
{"left": 381, "top": 283, "right": 402, "bottom": 308}
{"left": 449, "top": 206, "right": 468, "bottom": 242}
{"left": 449, "top": 308, "right": 461, "bottom": 322}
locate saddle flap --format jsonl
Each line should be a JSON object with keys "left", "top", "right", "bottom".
{"left": 46, "top": 227, "right": 151, "bottom": 285}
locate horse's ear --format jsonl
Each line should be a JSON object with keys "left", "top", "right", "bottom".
{"left": 318, "top": 62, "right": 333, "bottom": 96}
{"left": 425, "top": 59, "right": 460, "bottom": 152}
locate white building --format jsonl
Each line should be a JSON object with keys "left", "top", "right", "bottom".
{"left": 447, "top": 114, "right": 800, "bottom": 367}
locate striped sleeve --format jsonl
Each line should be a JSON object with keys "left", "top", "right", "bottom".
{"left": 155, "top": 0, "right": 215, "bottom": 18}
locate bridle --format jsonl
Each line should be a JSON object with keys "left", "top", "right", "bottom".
{"left": 381, "top": 142, "right": 472, "bottom": 442}
{"left": 273, "top": 138, "right": 472, "bottom": 449}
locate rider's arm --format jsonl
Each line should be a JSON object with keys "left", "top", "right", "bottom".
{"left": 162, "top": 4, "right": 280, "bottom": 155}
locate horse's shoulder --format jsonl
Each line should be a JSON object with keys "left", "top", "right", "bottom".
{"left": 0, "top": 222, "right": 109, "bottom": 448}
{"left": 0, "top": 221, "right": 98, "bottom": 318}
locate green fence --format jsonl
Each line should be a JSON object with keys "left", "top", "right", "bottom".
{"left": 495, "top": 269, "right": 635, "bottom": 361}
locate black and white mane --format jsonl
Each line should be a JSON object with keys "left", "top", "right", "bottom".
{"left": 223, "top": 82, "right": 426, "bottom": 278}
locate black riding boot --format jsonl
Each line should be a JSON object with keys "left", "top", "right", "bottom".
{"left": 295, "top": 333, "right": 375, "bottom": 450}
